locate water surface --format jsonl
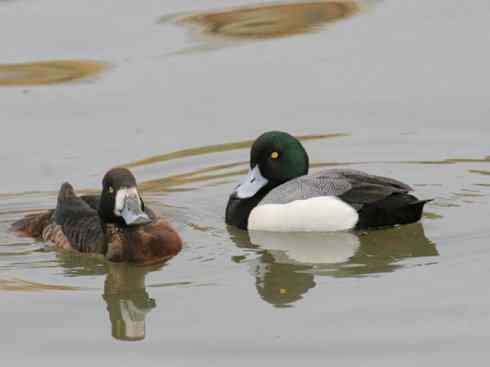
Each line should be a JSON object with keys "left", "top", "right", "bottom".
{"left": 1, "top": 0, "right": 490, "bottom": 365}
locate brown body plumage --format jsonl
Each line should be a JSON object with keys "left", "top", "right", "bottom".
{"left": 11, "top": 168, "right": 182, "bottom": 264}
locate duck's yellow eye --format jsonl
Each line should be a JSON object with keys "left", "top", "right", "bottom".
{"left": 271, "top": 152, "right": 279, "bottom": 160}
{"left": 108, "top": 186, "right": 114, "bottom": 194}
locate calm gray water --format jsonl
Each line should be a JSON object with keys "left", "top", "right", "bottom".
{"left": 1, "top": 0, "right": 490, "bottom": 365}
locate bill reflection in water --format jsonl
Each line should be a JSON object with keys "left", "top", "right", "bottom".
{"left": 229, "top": 223, "right": 438, "bottom": 307}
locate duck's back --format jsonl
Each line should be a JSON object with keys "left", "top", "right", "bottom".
{"left": 260, "top": 169, "right": 412, "bottom": 207}
{"left": 55, "top": 183, "right": 107, "bottom": 253}
{"left": 12, "top": 183, "right": 107, "bottom": 254}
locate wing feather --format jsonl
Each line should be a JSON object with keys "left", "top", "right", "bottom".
{"left": 55, "top": 183, "right": 106, "bottom": 254}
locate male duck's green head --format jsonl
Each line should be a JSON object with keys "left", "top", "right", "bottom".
{"left": 225, "top": 131, "right": 309, "bottom": 229}
{"left": 250, "top": 131, "right": 309, "bottom": 182}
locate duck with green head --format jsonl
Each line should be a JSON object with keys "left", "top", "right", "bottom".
{"left": 226, "top": 131, "right": 430, "bottom": 232}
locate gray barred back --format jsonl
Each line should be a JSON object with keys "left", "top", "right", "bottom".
{"left": 259, "top": 169, "right": 413, "bottom": 209}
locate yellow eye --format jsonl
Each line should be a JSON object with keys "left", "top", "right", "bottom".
{"left": 108, "top": 186, "right": 114, "bottom": 194}
{"left": 271, "top": 152, "right": 279, "bottom": 160}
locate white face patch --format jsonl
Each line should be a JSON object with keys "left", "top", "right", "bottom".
{"left": 114, "top": 187, "right": 141, "bottom": 216}
{"left": 248, "top": 196, "right": 359, "bottom": 232}
{"left": 235, "top": 166, "right": 269, "bottom": 199}
{"left": 113, "top": 187, "right": 151, "bottom": 225}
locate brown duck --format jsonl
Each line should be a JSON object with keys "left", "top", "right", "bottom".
{"left": 11, "top": 168, "right": 182, "bottom": 264}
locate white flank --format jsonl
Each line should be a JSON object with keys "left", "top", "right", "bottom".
{"left": 248, "top": 196, "right": 359, "bottom": 232}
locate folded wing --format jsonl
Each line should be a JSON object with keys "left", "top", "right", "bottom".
{"left": 54, "top": 183, "right": 106, "bottom": 254}
{"left": 260, "top": 169, "right": 412, "bottom": 210}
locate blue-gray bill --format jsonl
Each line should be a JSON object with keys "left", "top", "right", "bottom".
{"left": 234, "top": 166, "right": 269, "bottom": 199}
{"left": 121, "top": 194, "right": 151, "bottom": 226}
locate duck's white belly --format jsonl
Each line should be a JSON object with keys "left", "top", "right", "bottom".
{"left": 248, "top": 196, "right": 359, "bottom": 232}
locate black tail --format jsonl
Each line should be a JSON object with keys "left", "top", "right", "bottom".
{"left": 356, "top": 194, "right": 432, "bottom": 230}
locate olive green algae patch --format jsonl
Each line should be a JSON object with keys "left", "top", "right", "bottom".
{"left": 0, "top": 278, "right": 79, "bottom": 292}
{"left": 469, "top": 169, "right": 490, "bottom": 176}
{"left": 0, "top": 60, "right": 107, "bottom": 86}
{"left": 172, "top": 0, "right": 359, "bottom": 40}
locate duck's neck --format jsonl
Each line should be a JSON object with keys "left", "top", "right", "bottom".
{"left": 225, "top": 181, "right": 280, "bottom": 230}
{"left": 98, "top": 203, "right": 128, "bottom": 228}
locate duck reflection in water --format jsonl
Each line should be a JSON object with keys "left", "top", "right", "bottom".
{"left": 229, "top": 223, "right": 438, "bottom": 307}
{"left": 55, "top": 254, "right": 162, "bottom": 341}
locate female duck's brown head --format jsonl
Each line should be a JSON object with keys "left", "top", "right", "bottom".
{"left": 98, "top": 168, "right": 182, "bottom": 264}
{"left": 99, "top": 168, "right": 151, "bottom": 227}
